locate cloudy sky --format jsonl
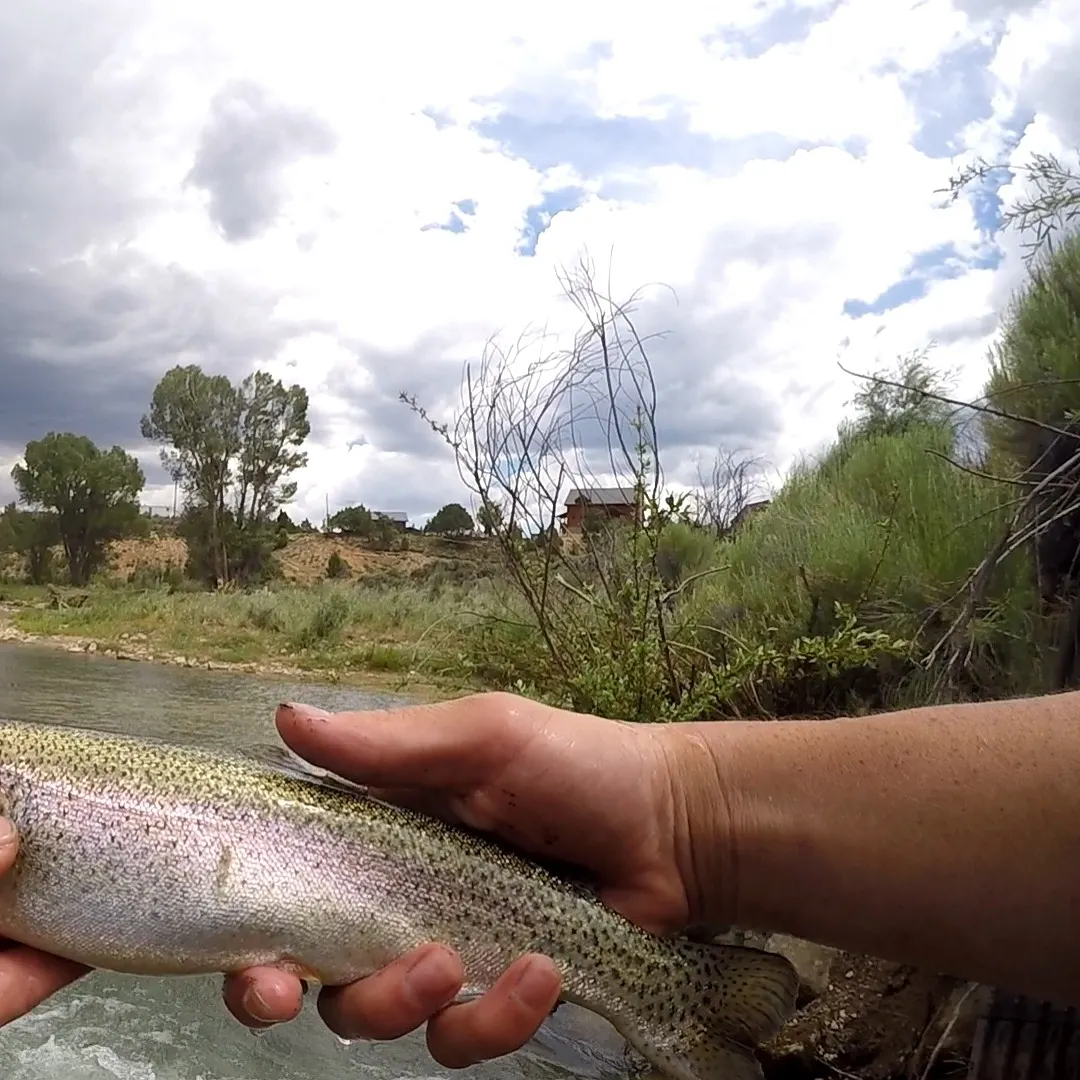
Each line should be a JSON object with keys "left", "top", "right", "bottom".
{"left": 1, "top": 0, "right": 1077, "bottom": 525}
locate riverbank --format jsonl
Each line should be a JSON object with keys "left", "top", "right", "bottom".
{"left": 0, "top": 581, "right": 488, "bottom": 700}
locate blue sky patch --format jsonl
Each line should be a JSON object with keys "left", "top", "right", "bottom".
{"left": 704, "top": 0, "right": 841, "bottom": 59}
{"left": 420, "top": 198, "right": 477, "bottom": 235}
{"left": 420, "top": 211, "right": 467, "bottom": 234}
{"left": 477, "top": 107, "right": 717, "bottom": 173}
{"left": 901, "top": 37, "right": 1000, "bottom": 157}
{"left": 843, "top": 242, "right": 1002, "bottom": 318}
{"left": 516, "top": 186, "right": 587, "bottom": 255}
{"left": 477, "top": 103, "right": 809, "bottom": 179}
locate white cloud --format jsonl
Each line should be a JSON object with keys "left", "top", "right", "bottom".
{"left": 1, "top": 0, "right": 1078, "bottom": 525}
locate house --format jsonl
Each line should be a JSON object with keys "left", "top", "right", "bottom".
{"left": 730, "top": 498, "right": 770, "bottom": 531}
{"left": 560, "top": 486, "right": 640, "bottom": 531}
{"left": 373, "top": 511, "right": 408, "bottom": 531}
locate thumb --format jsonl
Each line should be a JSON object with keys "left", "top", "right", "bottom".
{"left": 275, "top": 696, "right": 523, "bottom": 790}
{"left": 0, "top": 819, "right": 18, "bottom": 876}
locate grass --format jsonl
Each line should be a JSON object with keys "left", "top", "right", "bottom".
{"left": 4, "top": 578, "right": 499, "bottom": 688}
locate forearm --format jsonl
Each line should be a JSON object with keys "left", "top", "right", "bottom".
{"left": 678, "top": 693, "right": 1080, "bottom": 1005}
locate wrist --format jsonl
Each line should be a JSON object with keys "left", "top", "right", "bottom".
{"left": 658, "top": 720, "right": 813, "bottom": 934}
{"left": 654, "top": 721, "right": 746, "bottom": 930}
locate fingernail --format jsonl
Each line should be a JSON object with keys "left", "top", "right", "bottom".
{"left": 0, "top": 819, "right": 16, "bottom": 847}
{"left": 242, "top": 985, "right": 275, "bottom": 1023}
{"left": 510, "top": 957, "right": 558, "bottom": 1009}
{"left": 405, "top": 946, "right": 459, "bottom": 1005}
{"left": 281, "top": 703, "right": 330, "bottom": 722}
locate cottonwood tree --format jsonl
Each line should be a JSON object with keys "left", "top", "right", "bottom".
{"left": 141, "top": 364, "right": 309, "bottom": 586}
{"left": 11, "top": 433, "right": 144, "bottom": 585}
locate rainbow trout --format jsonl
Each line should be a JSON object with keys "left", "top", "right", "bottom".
{"left": 0, "top": 719, "right": 798, "bottom": 1080}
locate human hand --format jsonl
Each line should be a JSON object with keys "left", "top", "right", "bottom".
{"left": 232, "top": 691, "right": 732, "bottom": 1067}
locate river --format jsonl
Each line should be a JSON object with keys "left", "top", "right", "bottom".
{"left": 0, "top": 643, "right": 632, "bottom": 1080}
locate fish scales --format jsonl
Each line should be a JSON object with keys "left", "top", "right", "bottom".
{"left": 0, "top": 719, "right": 798, "bottom": 1080}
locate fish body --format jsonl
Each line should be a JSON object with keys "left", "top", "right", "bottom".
{"left": 0, "top": 719, "right": 798, "bottom": 1080}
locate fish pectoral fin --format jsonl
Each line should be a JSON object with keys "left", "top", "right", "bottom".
{"left": 273, "top": 958, "right": 324, "bottom": 983}
{"left": 451, "top": 984, "right": 487, "bottom": 1006}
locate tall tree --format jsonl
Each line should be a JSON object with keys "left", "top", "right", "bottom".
{"left": 11, "top": 434, "right": 144, "bottom": 585}
{"left": 141, "top": 364, "right": 309, "bottom": 585}
{"left": 234, "top": 370, "right": 311, "bottom": 527}
{"left": 140, "top": 365, "right": 238, "bottom": 583}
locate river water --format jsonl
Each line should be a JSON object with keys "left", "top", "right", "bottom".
{"left": 0, "top": 643, "right": 631, "bottom": 1080}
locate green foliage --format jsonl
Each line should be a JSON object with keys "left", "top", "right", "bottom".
{"left": 176, "top": 505, "right": 283, "bottom": 587}
{"left": 426, "top": 502, "right": 474, "bottom": 537}
{"left": 328, "top": 507, "right": 405, "bottom": 550}
{"left": 985, "top": 231, "right": 1080, "bottom": 464}
{"left": 141, "top": 364, "right": 309, "bottom": 586}
{"left": 841, "top": 350, "right": 957, "bottom": 443}
{"left": 326, "top": 550, "right": 349, "bottom": 579}
{"left": 141, "top": 365, "right": 238, "bottom": 505}
{"left": 126, "top": 563, "right": 186, "bottom": 591}
{"left": 654, "top": 521, "right": 719, "bottom": 590}
{"left": 292, "top": 591, "right": 354, "bottom": 650}
{"left": 700, "top": 605, "right": 913, "bottom": 718}
{"left": 690, "top": 424, "right": 1037, "bottom": 703}
{"left": 11, "top": 433, "right": 144, "bottom": 586}
{"left": 0, "top": 503, "right": 60, "bottom": 584}
{"left": 328, "top": 504, "right": 375, "bottom": 536}
{"left": 476, "top": 500, "right": 503, "bottom": 537}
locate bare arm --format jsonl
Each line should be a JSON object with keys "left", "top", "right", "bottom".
{"left": 677, "top": 692, "right": 1080, "bottom": 1004}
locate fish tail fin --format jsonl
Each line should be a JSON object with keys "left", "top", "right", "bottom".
{"left": 617, "top": 939, "right": 799, "bottom": 1080}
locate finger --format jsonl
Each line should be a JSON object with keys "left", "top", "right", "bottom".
{"left": 317, "top": 943, "right": 463, "bottom": 1041}
{"left": 222, "top": 967, "right": 306, "bottom": 1030}
{"left": 275, "top": 695, "right": 528, "bottom": 790}
{"left": 426, "top": 954, "right": 561, "bottom": 1069}
{"left": 0, "top": 818, "right": 18, "bottom": 876}
{"left": 0, "top": 946, "right": 88, "bottom": 1026}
